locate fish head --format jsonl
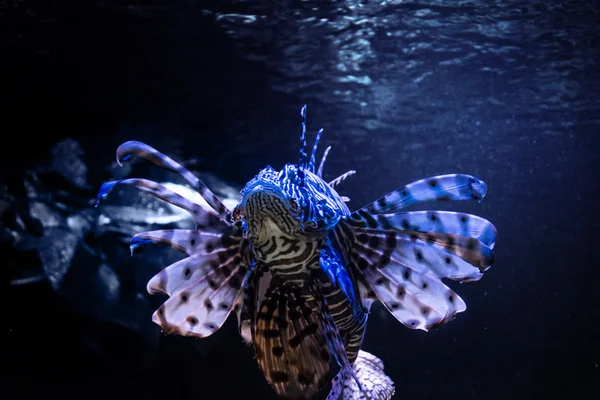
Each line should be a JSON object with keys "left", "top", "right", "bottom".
{"left": 234, "top": 164, "right": 350, "bottom": 246}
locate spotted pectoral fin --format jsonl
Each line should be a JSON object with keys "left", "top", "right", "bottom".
{"left": 348, "top": 228, "right": 494, "bottom": 285}
{"left": 253, "top": 281, "right": 333, "bottom": 400}
{"left": 335, "top": 217, "right": 495, "bottom": 330}
{"left": 352, "top": 210, "right": 497, "bottom": 249}
{"left": 115, "top": 141, "right": 231, "bottom": 220}
{"left": 360, "top": 174, "right": 488, "bottom": 214}
{"left": 130, "top": 229, "right": 240, "bottom": 257}
{"left": 141, "top": 233, "right": 251, "bottom": 337}
{"left": 350, "top": 230, "right": 470, "bottom": 330}
{"left": 400, "top": 230, "right": 495, "bottom": 275}
{"left": 356, "top": 259, "right": 467, "bottom": 331}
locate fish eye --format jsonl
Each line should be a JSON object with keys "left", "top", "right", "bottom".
{"left": 232, "top": 206, "right": 245, "bottom": 223}
{"left": 306, "top": 221, "right": 318, "bottom": 229}
{"left": 289, "top": 198, "right": 300, "bottom": 211}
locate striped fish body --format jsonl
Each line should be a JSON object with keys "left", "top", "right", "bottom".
{"left": 96, "top": 105, "right": 497, "bottom": 400}
{"left": 233, "top": 162, "right": 372, "bottom": 399}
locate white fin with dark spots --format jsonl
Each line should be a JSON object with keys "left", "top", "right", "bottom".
{"left": 95, "top": 140, "right": 252, "bottom": 338}
{"left": 360, "top": 174, "right": 488, "bottom": 214}
{"left": 142, "top": 230, "right": 251, "bottom": 338}
{"left": 327, "top": 350, "right": 395, "bottom": 400}
{"left": 352, "top": 210, "right": 497, "bottom": 249}
{"left": 332, "top": 174, "right": 497, "bottom": 331}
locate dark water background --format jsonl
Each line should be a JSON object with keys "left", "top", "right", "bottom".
{"left": 2, "top": 0, "right": 599, "bottom": 399}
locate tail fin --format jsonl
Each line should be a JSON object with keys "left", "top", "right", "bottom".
{"left": 327, "top": 350, "right": 395, "bottom": 400}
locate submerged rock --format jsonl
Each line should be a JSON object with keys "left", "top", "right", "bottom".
{"left": 3, "top": 137, "right": 241, "bottom": 370}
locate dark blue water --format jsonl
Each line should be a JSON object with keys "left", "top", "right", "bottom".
{"left": 2, "top": 0, "right": 598, "bottom": 399}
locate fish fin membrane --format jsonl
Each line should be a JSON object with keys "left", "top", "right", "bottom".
{"left": 137, "top": 228, "right": 251, "bottom": 338}
{"left": 96, "top": 142, "right": 253, "bottom": 337}
{"left": 327, "top": 350, "right": 395, "bottom": 400}
{"left": 350, "top": 210, "right": 497, "bottom": 249}
{"left": 332, "top": 207, "right": 496, "bottom": 331}
{"left": 360, "top": 174, "right": 488, "bottom": 214}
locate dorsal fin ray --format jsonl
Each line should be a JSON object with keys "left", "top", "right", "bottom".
{"left": 329, "top": 170, "right": 356, "bottom": 188}
{"left": 317, "top": 145, "right": 332, "bottom": 178}
{"left": 308, "top": 128, "right": 324, "bottom": 173}
{"left": 299, "top": 105, "right": 308, "bottom": 170}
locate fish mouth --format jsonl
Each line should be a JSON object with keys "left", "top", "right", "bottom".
{"left": 239, "top": 184, "right": 298, "bottom": 242}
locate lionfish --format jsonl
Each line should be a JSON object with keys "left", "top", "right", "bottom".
{"left": 96, "top": 106, "right": 497, "bottom": 400}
